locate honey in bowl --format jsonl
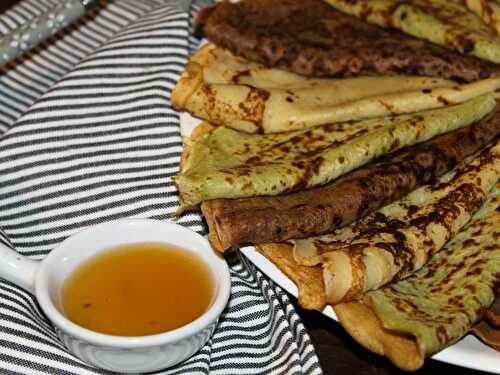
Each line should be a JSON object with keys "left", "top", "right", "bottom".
{"left": 61, "top": 243, "right": 214, "bottom": 336}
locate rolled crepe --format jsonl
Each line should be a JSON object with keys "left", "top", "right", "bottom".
{"left": 202, "top": 107, "right": 500, "bottom": 251}
{"left": 174, "top": 94, "right": 498, "bottom": 210}
{"left": 259, "top": 180, "right": 500, "bottom": 370}
{"left": 335, "top": 179, "right": 500, "bottom": 369}
{"left": 294, "top": 138, "right": 500, "bottom": 304}
{"left": 171, "top": 44, "right": 500, "bottom": 133}
{"left": 194, "top": 0, "right": 500, "bottom": 82}
{"left": 256, "top": 243, "right": 326, "bottom": 310}
{"left": 325, "top": 0, "right": 500, "bottom": 64}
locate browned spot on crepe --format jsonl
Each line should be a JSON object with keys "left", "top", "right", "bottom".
{"left": 194, "top": 0, "right": 500, "bottom": 82}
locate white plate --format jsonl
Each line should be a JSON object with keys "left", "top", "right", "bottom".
{"left": 179, "top": 85, "right": 499, "bottom": 375}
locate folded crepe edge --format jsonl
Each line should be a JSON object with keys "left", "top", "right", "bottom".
{"left": 258, "top": 238, "right": 498, "bottom": 370}
{"left": 201, "top": 201, "right": 227, "bottom": 252}
{"left": 186, "top": 121, "right": 229, "bottom": 251}
{"left": 257, "top": 241, "right": 426, "bottom": 370}
{"left": 334, "top": 298, "right": 424, "bottom": 371}
{"left": 173, "top": 42, "right": 500, "bottom": 134}
{"left": 485, "top": 297, "right": 500, "bottom": 328}
{"left": 256, "top": 243, "right": 327, "bottom": 310}
{"left": 472, "top": 293, "right": 500, "bottom": 351}
{"left": 472, "top": 320, "right": 500, "bottom": 352}
{"left": 174, "top": 121, "right": 217, "bottom": 215}
{"left": 171, "top": 44, "right": 215, "bottom": 110}
{"left": 174, "top": 119, "right": 243, "bottom": 250}
{"left": 299, "top": 136, "right": 500, "bottom": 305}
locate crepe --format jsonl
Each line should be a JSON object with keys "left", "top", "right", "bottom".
{"left": 257, "top": 243, "right": 327, "bottom": 310}
{"left": 293, "top": 138, "right": 500, "bottom": 304}
{"left": 174, "top": 94, "right": 497, "bottom": 210}
{"left": 171, "top": 44, "right": 500, "bottom": 133}
{"left": 472, "top": 297, "right": 500, "bottom": 352}
{"left": 202, "top": 107, "right": 500, "bottom": 251}
{"left": 324, "top": 0, "right": 500, "bottom": 64}
{"left": 463, "top": 0, "right": 500, "bottom": 35}
{"left": 194, "top": 0, "right": 500, "bottom": 82}
{"left": 336, "top": 179, "right": 500, "bottom": 370}
{"left": 259, "top": 179, "right": 500, "bottom": 370}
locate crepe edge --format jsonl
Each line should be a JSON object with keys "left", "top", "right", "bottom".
{"left": 185, "top": 122, "right": 227, "bottom": 249}
{"left": 176, "top": 118, "right": 235, "bottom": 251}
{"left": 256, "top": 243, "right": 327, "bottom": 311}
{"left": 201, "top": 201, "right": 229, "bottom": 252}
{"left": 334, "top": 298, "right": 424, "bottom": 371}
{"left": 472, "top": 320, "right": 500, "bottom": 352}
{"left": 171, "top": 44, "right": 215, "bottom": 111}
{"left": 174, "top": 120, "right": 217, "bottom": 215}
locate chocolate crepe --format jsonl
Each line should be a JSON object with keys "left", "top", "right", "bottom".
{"left": 293, "top": 138, "right": 500, "bottom": 304}
{"left": 194, "top": 0, "right": 500, "bottom": 81}
{"left": 172, "top": 44, "right": 500, "bottom": 133}
{"left": 202, "top": 107, "right": 500, "bottom": 251}
{"left": 174, "top": 94, "right": 497, "bottom": 210}
{"left": 258, "top": 179, "right": 500, "bottom": 370}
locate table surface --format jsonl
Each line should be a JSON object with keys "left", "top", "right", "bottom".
{"left": 0, "top": 1, "right": 494, "bottom": 374}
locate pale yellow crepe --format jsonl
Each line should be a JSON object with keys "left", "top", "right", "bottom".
{"left": 293, "top": 139, "right": 500, "bottom": 304}
{"left": 463, "top": 0, "right": 500, "bottom": 35}
{"left": 336, "top": 179, "right": 500, "bottom": 370}
{"left": 257, "top": 243, "right": 326, "bottom": 310}
{"left": 258, "top": 180, "right": 500, "bottom": 370}
{"left": 324, "top": 0, "right": 500, "bottom": 64}
{"left": 171, "top": 44, "right": 500, "bottom": 133}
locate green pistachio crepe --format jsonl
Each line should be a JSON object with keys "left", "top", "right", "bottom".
{"left": 258, "top": 179, "right": 499, "bottom": 370}
{"left": 293, "top": 138, "right": 499, "bottom": 304}
{"left": 324, "top": 0, "right": 500, "bottom": 64}
{"left": 335, "top": 180, "right": 500, "bottom": 371}
{"left": 171, "top": 44, "right": 500, "bottom": 133}
{"left": 174, "top": 94, "right": 497, "bottom": 210}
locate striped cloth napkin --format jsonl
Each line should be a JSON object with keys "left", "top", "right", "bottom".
{"left": 0, "top": 0, "right": 322, "bottom": 374}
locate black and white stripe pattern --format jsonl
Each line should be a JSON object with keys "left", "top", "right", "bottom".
{"left": 0, "top": 0, "right": 161, "bottom": 135}
{"left": 0, "top": 0, "right": 322, "bottom": 374}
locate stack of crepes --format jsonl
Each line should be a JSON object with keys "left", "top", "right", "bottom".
{"left": 171, "top": 0, "right": 500, "bottom": 371}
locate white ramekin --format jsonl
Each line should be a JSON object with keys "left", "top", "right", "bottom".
{"left": 0, "top": 219, "right": 231, "bottom": 373}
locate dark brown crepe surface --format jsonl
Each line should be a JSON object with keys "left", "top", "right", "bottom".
{"left": 195, "top": 0, "right": 500, "bottom": 82}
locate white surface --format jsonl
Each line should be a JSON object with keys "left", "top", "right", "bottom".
{"left": 0, "top": 242, "right": 38, "bottom": 293}
{"left": 240, "top": 246, "right": 500, "bottom": 374}
{"left": 35, "top": 219, "right": 231, "bottom": 373}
